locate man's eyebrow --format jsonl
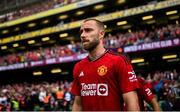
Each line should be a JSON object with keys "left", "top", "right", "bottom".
{"left": 83, "top": 27, "right": 93, "bottom": 30}
{"left": 79, "top": 27, "right": 93, "bottom": 33}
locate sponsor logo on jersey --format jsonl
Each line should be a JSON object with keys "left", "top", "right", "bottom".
{"left": 79, "top": 71, "right": 84, "bottom": 77}
{"left": 81, "top": 83, "right": 108, "bottom": 96}
{"left": 97, "top": 84, "right": 108, "bottom": 96}
{"left": 145, "top": 88, "right": 152, "bottom": 96}
{"left": 128, "top": 70, "right": 137, "bottom": 82}
{"left": 97, "top": 65, "right": 107, "bottom": 76}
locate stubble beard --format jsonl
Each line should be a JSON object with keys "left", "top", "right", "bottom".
{"left": 82, "top": 38, "right": 100, "bottom": 52}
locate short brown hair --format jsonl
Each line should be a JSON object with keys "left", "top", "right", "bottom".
{"left": 83, "top": 18, "right": 105, "bottom": 30}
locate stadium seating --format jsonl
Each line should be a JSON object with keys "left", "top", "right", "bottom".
{"left": 0, "top": 0, "right": 80, "bottom": 23}
{"left": 0, "top": 70, "right": 179, "bottom": 111}
{"left": 0, "top": 24, "right": 179, "bottom": 66}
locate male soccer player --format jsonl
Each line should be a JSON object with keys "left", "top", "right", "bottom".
{"left": 123, "top": 76, "right": 161, "bottom": 111}
{"left": 71, "top": 18, "right": 140, "bottom": 111}
{"left": 137, "top": 77, "right": 161, "bottom": 111}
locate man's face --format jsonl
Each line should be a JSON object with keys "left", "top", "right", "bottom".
{"left": 79, "top": 20, "right": 101, "bottom": 51}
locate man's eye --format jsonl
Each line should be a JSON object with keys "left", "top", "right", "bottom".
{"left": 85, "top": 28, "right": 92, "bottom": 32}
{"left": 80, "top": 28, "right": 92, "bottom": 34}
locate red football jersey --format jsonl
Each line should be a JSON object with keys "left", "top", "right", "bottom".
{"left": 71, "top": 51, "right": 139, "bottom": 111}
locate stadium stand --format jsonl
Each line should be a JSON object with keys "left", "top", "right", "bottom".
{"left": 0, "top": 80, "right": 73, "bottom": 111}
{"left": 0, "top": 24, "right": 179, "bottom": 66}
{"left": 0, "top": 70, "right": 179, "bottom": 111}
{"left": 0, "top": 0, "right": 80, "bottom": 23}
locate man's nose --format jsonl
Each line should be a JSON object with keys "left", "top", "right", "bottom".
{"left": 81, "top": 32, "right": 86, "bottom": 39}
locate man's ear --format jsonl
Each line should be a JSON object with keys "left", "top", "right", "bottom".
{"left": 99, "top": 30, "right": 105, "bottom": 39}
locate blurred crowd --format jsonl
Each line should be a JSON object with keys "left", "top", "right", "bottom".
{"left": 104, "top": 24, "right": 180, "bottom": 48}
{"left": 0, "top": 43, "right": 85, "bottom": 66}
{"left": 0, "top": 24, "right": 180, "bottom": 66}
{"left": 0, "top": 69, "right": 179, "bottom": 111}
{"left": 0, "top": 80, "right": 73, "bottom": 111}
{"left": 139, "top": 69, "right": 180, "bottom": 111}
{"left": 0, "top": 0, "right": 80, "bottom": 23}
{"left": 0, "top": 0, "right": 164, "bottom": 24}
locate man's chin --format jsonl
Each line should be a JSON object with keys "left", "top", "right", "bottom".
{"left": 83, "top": 45, "right": 91, "bottom": 51}
{"left": 83, "top": 43, "right": 89, "bottom": 48}
{"left": 83, "top": 46, "right": 90, "bottom": 51}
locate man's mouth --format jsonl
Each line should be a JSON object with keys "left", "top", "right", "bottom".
{"left": 82, "top": 40, "right": 89, "bottom": 43}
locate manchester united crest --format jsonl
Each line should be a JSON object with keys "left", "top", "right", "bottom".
{"left": 97, "top": 65, "right": 107, "bottom": 76}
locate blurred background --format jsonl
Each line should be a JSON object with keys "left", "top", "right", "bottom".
{"left": 0, "top": 0, "right": 179, "bottom": 111}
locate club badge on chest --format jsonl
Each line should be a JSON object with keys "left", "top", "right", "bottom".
{"left": 97, "top": 65, "right": 107, "bottom": 76}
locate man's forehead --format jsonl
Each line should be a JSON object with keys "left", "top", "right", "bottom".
{"left": 80, "top": 20, "right": 97, "bottom": 29}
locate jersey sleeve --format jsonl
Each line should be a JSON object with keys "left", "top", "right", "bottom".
{"left": 71, "top": 63, "right": 81, "bottom": 96}
{"left": 141, "top": 84, "right": 155, "bottom": 102}
{"left": 115, "top": 56, "right": 139, "bottom": 93}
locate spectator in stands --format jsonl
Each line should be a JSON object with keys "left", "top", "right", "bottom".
{"left": 55, "top": 87, "right": 64, "bottom": 110}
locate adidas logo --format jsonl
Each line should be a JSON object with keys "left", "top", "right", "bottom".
{"left": 79, "top": 71, "right": 84, "bottom": 77}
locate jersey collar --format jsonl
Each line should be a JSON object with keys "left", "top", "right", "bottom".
{"left": 88, "top": 49, "right": 108, "bottom": 62}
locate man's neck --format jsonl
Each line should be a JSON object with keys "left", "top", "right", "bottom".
{"left": 88, "top": 45, "right": 106, "bottom": 61}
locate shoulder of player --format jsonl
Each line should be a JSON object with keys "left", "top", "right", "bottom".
{"left": 74, "top": 57, "right": 87, "bottom": 69}
{"left": 107, "top": 51, "right": 131, "bottom": 65}
{"left": 73, "top": 58, "right": 88, "bottom": 78}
